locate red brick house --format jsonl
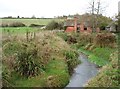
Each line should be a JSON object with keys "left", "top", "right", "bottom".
{"left": 64, "top": 16, "right": 92, "bottom": 33}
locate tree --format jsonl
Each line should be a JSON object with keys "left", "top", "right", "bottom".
{"left": 46, "top": 20, "right": 59, "bottom": 30}
{"left": 31, "top": 15, "right": 36, "bottom": 19}
{"left": 46, "top": 21, "right": 64, "bottom": 30}
{"left": 87, "top": 0, "right": 107, "bottom": 31}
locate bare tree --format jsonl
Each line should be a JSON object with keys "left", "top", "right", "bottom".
{"left": 96, "top": 0, "right": 101, "bottom": 15}
{"left": 88, "top": 0, "right": 95, "bottom": 31}
{"left": 87, "top": 0, "right": 106, "bottom": 31}
{"left": 95, "top": 0, "right": 101, "bottom": 28}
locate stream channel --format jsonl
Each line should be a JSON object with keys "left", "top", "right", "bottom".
{"left": 66, "top": 52, "right": 99, "bottom": 88}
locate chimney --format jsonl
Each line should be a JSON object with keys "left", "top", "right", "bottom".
{"left": 74, "top": 16, "right": 77, "bottom": 32}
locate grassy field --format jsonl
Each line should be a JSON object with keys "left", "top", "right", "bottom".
{"left": 1, "top": 18, "right": 64, "bottom": 26}
{"left": 2, "top": 27, "right": 39, "bottom": 35}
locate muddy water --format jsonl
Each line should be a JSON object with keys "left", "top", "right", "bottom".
{"left": 66, "top": 53, "right": 99, "bottom": 87}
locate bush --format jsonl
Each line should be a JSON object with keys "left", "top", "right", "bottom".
{"left": 0, "top": 23, "right": 8, "bottom": 27}
{"left": 67, "top": 34, "right": 77, "bottom": 44}
{"left": 57, "top": 32, "right": 79, "bottom": 44}
{"left": 29, "top": 24, "right": 44, "bottom": 27}
{"left": 14, "top": 42, "right": 44, "bottom": 78}
{"left": 95, "top": 33, "right": 116, "bottom": 48}
{"left": 2, "top": 65, "right": 14, "bottom": 87}
{"left": 46, "top": 20, "right": 59, "bottom": 30}
{"left": 56, "top": 32, "right": 68, "bottom": 41}
{"left": 46, "top": 20, "right": 63, "bottom": 30}
{"left": 57, "top": 22, "right": 64, "bottom": 30}
{"left": 9, "top": 22, "right": 26, "bottom": 27}
{"left": 75, "top": 32, "right": 94, "bottom": 48}
{"left": 64, "top": 50, "right": 80, "bottom": 75}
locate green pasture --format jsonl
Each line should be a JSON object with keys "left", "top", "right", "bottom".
{"left": 2, "top": 27, "right": 39, "bottom": 34}
{"left": 1, "top": 18, "right": 64, "bottom": 26}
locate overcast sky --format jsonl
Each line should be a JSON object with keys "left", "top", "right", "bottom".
{"left": 0, "top": 0, "right": 119, "bottom": 18}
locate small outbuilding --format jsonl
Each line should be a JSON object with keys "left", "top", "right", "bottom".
{"left": 106, "top": 21, "right": 118, "bottom": 32}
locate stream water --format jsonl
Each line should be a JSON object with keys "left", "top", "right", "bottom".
{"left": 66, "top": 52, "right": 99, "bottom": 87}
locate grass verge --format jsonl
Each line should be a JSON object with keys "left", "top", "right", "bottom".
{"left": 79, "top": 47, "right": 116, "bottom": 67}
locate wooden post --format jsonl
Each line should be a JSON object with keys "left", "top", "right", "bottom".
{"left": 34, "top": 32, "right": 36, "bottom": 39}
{"left": 26, "top": 31, "right": 29, "bottom": 42}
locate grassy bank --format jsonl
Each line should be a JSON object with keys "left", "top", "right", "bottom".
{"left": 85, "top": 51, "right": 119, "bottom": 87}
{"left": 79, "top": 47, "right": 116, "bottom": 67}
{"left": 56, "top": 31, "right": 119, "bottom": 87}
{"left": 2, "top": 31, "right": 80, "bottom": 87}
{"left": 57, "top": 32, "right": 117, "bottom": 67}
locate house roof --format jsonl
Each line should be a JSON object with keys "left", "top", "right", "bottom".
{"left": 64, "top": 19, "right": 90, "bottom": 27}
{"left": 64, "top": 20, "right": 76, "bottom": 26}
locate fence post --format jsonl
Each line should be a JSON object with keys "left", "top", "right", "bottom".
{"left": 26, "top": 31, "right": 29, "bottom": 42}
{"left": 34, "top": 32, "right": 36, "bottom": 40}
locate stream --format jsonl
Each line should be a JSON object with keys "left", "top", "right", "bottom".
{"left": 66, "top": 52, "right": 99, "bottom": 87}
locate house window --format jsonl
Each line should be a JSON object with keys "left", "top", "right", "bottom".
{"left": 84, "top": 28, "right": 87, "bottom": 30}
{"left": 77, "top": 27, "right": 80, "bottom": 32}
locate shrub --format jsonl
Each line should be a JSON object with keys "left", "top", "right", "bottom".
{"left": 14, "top": 42, "right": 44, "bottom": 78}
{"left": 2, "top": 65, "right": 14, "bottom": 87}
{"left": 0, "top": 23, "right": 8, "bottom": 27}
{"left": 29, "top": 24, "right": 44, "bottom": 27}
{"left": 57, "top": 22, "right": 64, "bottom": 30}
{"left": 64, "top": 50, "right": 80, "bottom": 75}
{"left": 46, "top": 20, "right": 63, "bottom": 30}
{"left": 56, "top": 32, "right": 68, "bottom": 41}
{"left": 9, "top": 22, "right": 26, "bottom": 27}
{"left": 75, "top": 32, "right": 94, "bottom": 48}
{"left": 46, "top": 20, "right": 58, "bottom": 30}
{"left": 46, "top": 75, "right": 61, "bottom": 87}
{"left": 99, "top": 23, "right": 108, "bottom": 30}
{"left": 95, "top": 33, "right": 116, "bottom": 48}
{"left": 57, "top": 32, "right": 79, "bottom": 44}
{"left": 67, "top": 34, "right": 77, "bottom": 44}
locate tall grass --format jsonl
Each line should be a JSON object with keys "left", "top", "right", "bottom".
{"left": 2, "top": 31, "right": 80, "bottom": 87}
{"left": 56, "top": 31, "right": 117, "bottom": 66}
{"left": 85, "top": 51, "right": 119, "bottom": 87}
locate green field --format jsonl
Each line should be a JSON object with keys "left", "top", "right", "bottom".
{"left": 2, "top": 27, "right": 39, "bottom": 35}
{"left": 1, "top": 18, "right": 64, "bottom": 26}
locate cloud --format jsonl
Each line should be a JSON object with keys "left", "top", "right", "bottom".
{"left": 0, "top": 0, "right": 119, "bottom": 18}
